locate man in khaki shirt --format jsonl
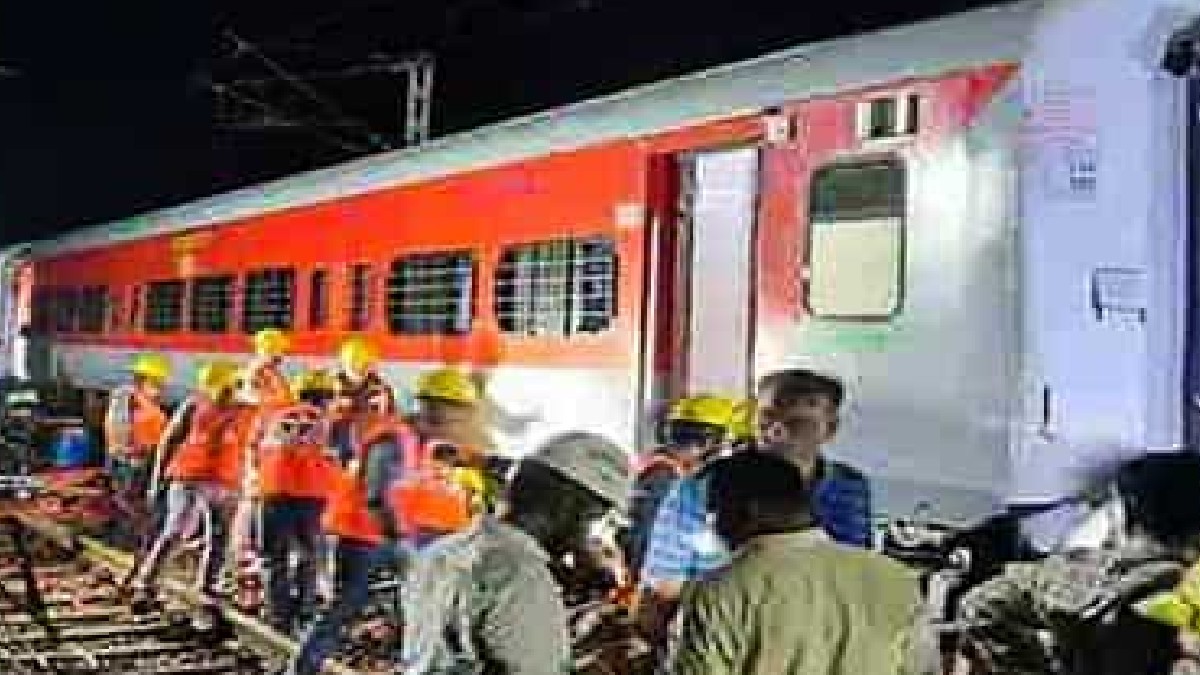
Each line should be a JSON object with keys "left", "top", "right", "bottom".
{"left": 667, "top": 452, "right": 931, "bottom": 675}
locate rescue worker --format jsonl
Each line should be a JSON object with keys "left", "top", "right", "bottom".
{"left": 284, "top": 409, "right": 422, "bottom": 675}
{"left": 131, "top": 360, "right": 254, "bottom": 625}
{"left": 330, "top": 336, "right": 395, "bottom": 463}
{"left": 408, "top": 367, "right": 498, "bottom": 512}
{"left": 959, "top": 451, "right": 1200, "bottom": 675}
{"left": 1138, "top": 558, "right": 1200, "bottom": 673}
{"left": 242, "top": 328, "right": 295, "bottom": 407}
{"left": 247, "top": 395, "right": 338, "bottom": 635}
{"left": 667, "top": 452, "right": 927, "bottom": 675}
{"left": 638, "top": 369, "right": 871, "bottom": 647}
{"left": 103, "top": 353, "right": 171, "bottom": 546}
{"left": 625, "top": 394, "right": 737, "bottom": 576}
{"left": 728, "top": 398, "right": 756, "bottom": 451}
{"left": 401, "top": 431, "right": 632, "bottom": 674}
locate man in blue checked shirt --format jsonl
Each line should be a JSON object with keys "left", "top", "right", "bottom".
{"left": 636, "top": 369, "right": 872, "bottom": 644}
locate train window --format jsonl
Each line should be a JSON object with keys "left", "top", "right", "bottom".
{"left": 243, "top": 268, "right": 295, "bottom": 334}
{"left": 144, "top": 280, "right": 186, "bottom": 333}
{"left": 77, "top": 286, "right": 108, "bottom": 334}
{"left": 52, "top": 287, "right": 78, "bottom": 333}
{"left": 309, "top": 269, "right": 329, "bottom": 330}
{"left": 495, "top": 238, "right": 616, "bottom": 336}
{"left": 348, "top": 264, "right": 373, "bottom": 331}
{"left": 387, "top": 251, "right": 474, "bottom": 335}
{"left": 190, "top": 275, "right": 234, "bottom": 334}
{"left": 807, "top": 157, "right": 906, "bottom": 320}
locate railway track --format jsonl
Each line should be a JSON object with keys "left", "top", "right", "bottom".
{"left": 0, "top": 514, "right": 367, "bottom": 675}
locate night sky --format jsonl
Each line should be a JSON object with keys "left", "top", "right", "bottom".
{"left": 0, "top": 0, "right": 1009, "bottom": 246}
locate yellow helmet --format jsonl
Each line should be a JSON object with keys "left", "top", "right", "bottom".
{"left": 415, "top": 368, "right": 479, "bottom": 406}
{"left": 196, "top": 360, "right": 242, "bottom": 399}
{"left": 129, "top": 353, "right": 171, "bottom": 383}
{"left": 339, "top": 336, "right": 378, "bottom": 373}
{"left": 291, "top": 369, "right": 338, "bottom": 397}
{"left": 729, "top": 399, "right": 757, "bottom": 442}
{"left": 668, "top": 394, "right": 738, "bottom": 431}
{"left": 1136, "top": 559, "right": 1200, "bottom": 633}
{"left": 253, "top": 328, "right": 291, "bottom": 357}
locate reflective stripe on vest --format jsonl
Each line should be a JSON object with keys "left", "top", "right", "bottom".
{"left": 256, "top": 403, "right": 337, "bottom": 499}
{"left": 250, "top": 361, "right": 295, "bottom": 407}
{"left": 635, "top": 452, "right": 686, "bottom": 480}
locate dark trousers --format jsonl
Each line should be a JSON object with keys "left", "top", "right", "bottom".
{"left": 287, "top": 537, "right": 392, "bottom": 675}
{"left": 260, "top": 497, "right": 324, "bottom": 632}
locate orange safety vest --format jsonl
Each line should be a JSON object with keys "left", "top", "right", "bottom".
{"left": 166, "top": 397, "right": 254, "bottom": 489}
{"left": 321, "top": 418, "right": 471, "bottom": 544}
{"left": 255, "top": 403, "right": 338, "bottom": 500}
{"left": 635, "top": 452, "right": 688, "bottom": 480}
{"left": 249, "top": 359, "right": 295, "bottom": 407}
{"left": 105, "top": 386, "right": 169, "bottom": 461}
{"left": 332, "top": 371, "right": 396, "bottom": 418}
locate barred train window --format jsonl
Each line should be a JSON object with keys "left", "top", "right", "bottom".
{"left": 243, "top": 268, "right": 295, "bottom": 334}
{"left": 145, "top": 280, "right": 185, "bottom": 333}
{"left": 388, "top": 251, "right": 474, "bottom": 335}
{"left": 190, "top": 275, "right": 234, "bottom": 334}
{"left": 52, "top": 287, "right": 78, "bottom": 333}
{"left": 77, "top": 286, "right": 108, "bottom": 334}
{"left": 309, "top": 270, "right": 329, "bottom": 330}
{"left": 495, "top": 238, "right": 616, "bottom": 336}
{"left": 807, "top": 158, "right": 906, "bottom": 319}
{"left": 348, "top": 264, "right": 372, "bottom": 331}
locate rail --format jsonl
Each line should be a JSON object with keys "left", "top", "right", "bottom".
{"left": 11, "top": 513, "right": 362, "bottom": 675}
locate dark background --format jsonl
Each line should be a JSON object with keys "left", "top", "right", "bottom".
{"left": 0, "top": 0, "right": 1009, "bottom": 245}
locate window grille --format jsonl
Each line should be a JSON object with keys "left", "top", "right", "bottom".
{"left": 807, "top": 157, "right": 906, "bottom": 319}
{"left": 494, "top": 238, "right": 616, "bottom": 336}
{"left": 130, "top": 286, "right": 142, "bottom": 331}
{"left": 50, "top": 287, "right": 78, "bottom": 333}
{"left": 31, "top": 289, "right": 53, "bottom": 333}
{"left": 243, "top": 268, "right": 295, "bottom": 334}
{"left": 309, "top": 270, "right": 329, "bottom": 329}
{"left": 387, "top": 251, "right": 474, "bottom": 335}
{"left": 145, "top": 280, "right": 185, "bottom": 333}
{"left": 108, "top": 290, "right": 123, "bottom": 332}
{"left": 348, "top": 264, "right": 373, "bottom": 331}
{"left": 77, "top": 286, "right": 108, "bottom": 334}
{"left": 190, "top": 275, "right": 234, "bottom": 334}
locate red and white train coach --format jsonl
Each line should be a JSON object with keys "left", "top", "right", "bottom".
{"left": 4, "top": 0, "right": 1198, "bottom": 525}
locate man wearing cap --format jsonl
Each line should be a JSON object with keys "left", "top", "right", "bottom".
{"left": 401, "top": 431, "right": 632, "bottom": 674}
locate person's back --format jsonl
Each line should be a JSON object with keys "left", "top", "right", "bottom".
{"left": 672, "top": 531, "right": 921, "bottom": 675}
{"left": 667, "top": 452, "right": 926, "bottom": 675}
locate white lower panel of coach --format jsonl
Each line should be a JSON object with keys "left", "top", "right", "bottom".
{"left": 52, "top": 344, "right": 641, "bottom": 461}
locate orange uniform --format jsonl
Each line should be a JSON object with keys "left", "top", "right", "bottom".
{"left": 254, "top": 404, "right": 338, "bottom": 500}
{"left": 166, "top": 397, "right": 255, "bottom": 490}
{"left": 634, "top": 452, "right": 688, "bottom": 480}
{"left": 321, "top": 417, "right": 472, "bottom": 545}
{"left": 247, "top": 359, "right": 295, "bottom": 407}
{"left": 104, "top": 386, "right": 169, "bottom": 462}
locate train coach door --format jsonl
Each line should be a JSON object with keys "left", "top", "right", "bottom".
{"left": 672, "top": 148, "right": 760, "bottom": 400}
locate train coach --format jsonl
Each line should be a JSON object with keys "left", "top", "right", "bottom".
{"left": 2, "top": 0, "right": 1198, "bottom": 526}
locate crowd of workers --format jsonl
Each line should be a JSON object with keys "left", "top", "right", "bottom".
{"left": 95, "top": 326, "right": 1200, "bottom": 674}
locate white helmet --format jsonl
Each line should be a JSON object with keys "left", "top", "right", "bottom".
{"left": 525, "top": 432, "right": 632, "bottom": 511}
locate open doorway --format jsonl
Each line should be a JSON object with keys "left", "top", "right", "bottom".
{"left": 642, "top": 147, "right": 760, "bottom": 442}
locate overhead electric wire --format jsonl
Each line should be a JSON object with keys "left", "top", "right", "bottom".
{"left": 223, "top": 30, "right": 390, "bottom": 150}
{"left": 208, "top": 79, "right": 370, "bottom": 154}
